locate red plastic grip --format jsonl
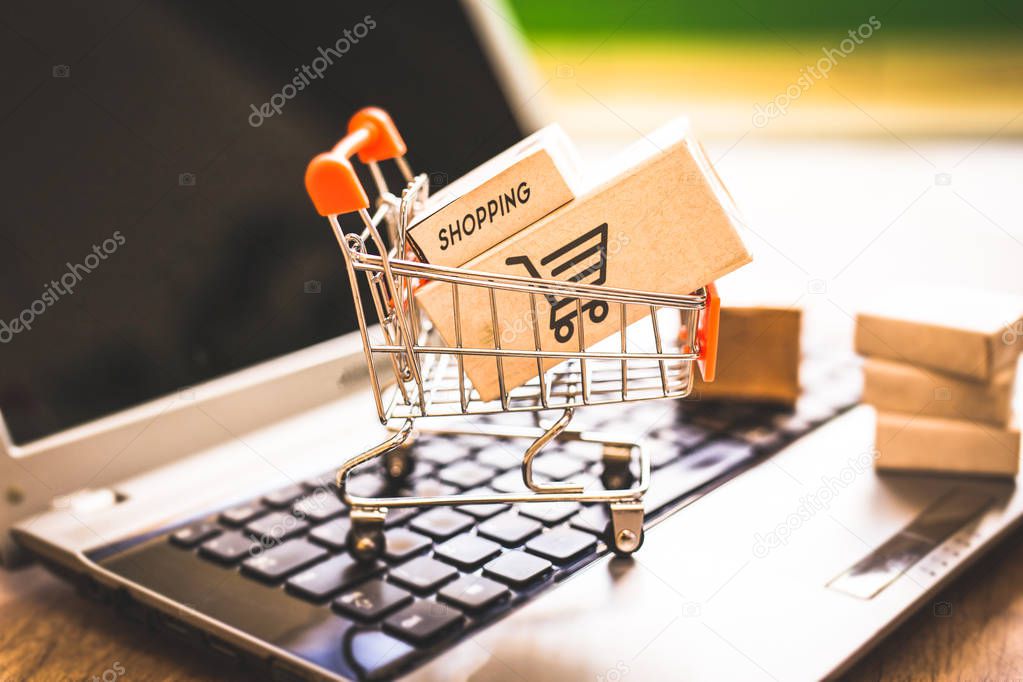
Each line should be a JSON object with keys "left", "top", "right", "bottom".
{"left": 304, "top": 107, "right": 407, "bottom": 216}
{"left": 348, "top": 107, "right": 406, "bottom": 164}
{"left": 696, "top": 282, "right": 720, "bottom": 382}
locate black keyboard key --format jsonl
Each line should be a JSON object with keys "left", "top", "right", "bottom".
{"left": 384, "top": 506, "right": 420, "bottom": 528}
{"left": 345, "top": 473, "right": 390, "bottom": 498}
{"left": 170, "top": 522, "right": 220, "bottom": 548}
{"left": 530, "top": 453, "right": 585, "bottom": 480}
{"left": 688, "top": 438, "right": 754, "bottom": 469}
{"left": 219, "top": 502, "right": 266, "bottom": 527}
{"left": 308, "top": 518, "right": 352, "bottom": 551}
{"left": 438, "top": 461, "right": 497, "bottom": 489}
{"left": 407, "top": 478, "right": 459, "bottom": 498}
{"left": 474, "top": 442, "right": 523, "bottom": 471}
{"left": 408, "top": 462, "right": 438, "bottom": 483}
{"left": 438, "top": 575, "right": 510, "bottom": 612}
{"left": 241, "top": 539, "right": 328, "bottom": 583}
{"left": 292, "top": 492, "right": 346, "bottom": 523}
{"left": 434, "top": 534, "right": 501, "bottom": 570}
{"left": 262, "top": 484, "right": 305, "bottom": 508}
{"left": 518, "top": 501, "right": 580, "bottom": 525}
{"left": 554, "top": 440, "right": 603, "bottom": 463}
{"left": 414, "top": 439, "right": 470, "bottom": 466}
{"left": 246, "top": 511, "right": 309, "bottom": 543}
{"left": 457, "top": 488, "right": 510, "bottom": 519}
{"left": 453, "top": 433, "right": 497, "bottom": 449}
{"left": 525, "top": 527, "right": 597, "bottom": 564}
{"left": 286, "top": 554, "right": 384, "bottom": 601}
{"left": 389, "top": 556, "right": 458, "bottom": 593}
{"left": 383, "top": 528, "right": 433, "bottom": 562}
{"left": 199, "top": 531, "right": 258, "bottom": 564}
{"left": 302, "top": 471, "right": 336, "bottom": 490}
{"left": 384, "top": 600, "right": 464, "bottom": 645}
{"left": 569, "top": 506, "right": 609, "bottom": 536}
{"left": 477, "top": 512, "right": 542, "bottom": 546}
{"left": 483, "top": 550, "right": 552, "bottom": 588}
{"left": 409, "top": 508, "right": 474, "bottom": 541}
{"left": 490, "top": 470, "right": 548, "bottom": 494}
{"left": 333, "top": 579, "right": 413, "bottom": 621}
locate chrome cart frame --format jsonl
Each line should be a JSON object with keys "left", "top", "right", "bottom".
{"left": 304, "top": 107, "right": 720, "bottom": 560}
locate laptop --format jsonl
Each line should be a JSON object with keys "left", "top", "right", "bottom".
{"left": 3, "top": 1, "right": 1022, "bottom": 680}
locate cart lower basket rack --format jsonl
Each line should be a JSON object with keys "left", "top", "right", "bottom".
{"left": 304, "top": 107, "right": 720, "bottom": 561}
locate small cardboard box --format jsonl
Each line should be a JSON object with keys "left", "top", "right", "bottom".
{"left": 693, "top": 305, "right": 801, "bottom": 405}
{"left": 415, "top": 118, "right": 752, "bottom": 402}
{"left": 855, "top": 286, "right": 1023, "bottom": 382}
{"left": 874, "top": 409, "right": 1020, "bottom": 477}
{"left": 407, "top": 125, "right": 580, "bottom": 266}
{"left": 863, "top": 356, "right": 1017, "bottom": 426}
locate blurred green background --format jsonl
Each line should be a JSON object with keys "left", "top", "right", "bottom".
{"left": 507, "top": 0, "right": 1021, "bottom": 37}
{"left": 503, "top": 0, "right": 1023, "bottom": 140}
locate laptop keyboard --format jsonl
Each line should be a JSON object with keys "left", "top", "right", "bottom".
{"left": 98, "top": 353, "right": 861, "bottom": 680}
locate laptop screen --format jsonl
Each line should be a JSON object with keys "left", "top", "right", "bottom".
{"left": 0, "top": 1, "right": 526, "bottom": 444}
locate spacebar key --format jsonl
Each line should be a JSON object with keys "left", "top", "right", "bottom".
{"left": 642, "top": 440, "right": 755, "bottom": 513}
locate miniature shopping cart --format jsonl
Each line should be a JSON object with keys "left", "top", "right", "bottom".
{"left": 304, "top": 107, "right": 720, "bottom": 561}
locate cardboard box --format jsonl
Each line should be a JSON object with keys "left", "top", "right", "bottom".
{"left": 874, "top": 409, "right": 1020, "bottom": 477}
{"left": 863, "top": 356, "right": 1016, "bottom": 426}
{"left": 855, "top": 286, "right": 1023, "bottom": 382}
{"left": 415, "top": 118, "right": 752, "bottom": 402}
{"left": 407, "top": 125, "right": 580, "bottom": 266}
{"left": 693, "top": 305, "right": 801, "bottom": 405}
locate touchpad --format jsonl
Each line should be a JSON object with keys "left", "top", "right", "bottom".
{"left": 826, "top": 489, "right": 992, "bottom": 599}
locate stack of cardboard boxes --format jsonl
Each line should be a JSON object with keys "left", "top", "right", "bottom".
{"left": 856, "top": 289, "right": 1023, "bottom": 477}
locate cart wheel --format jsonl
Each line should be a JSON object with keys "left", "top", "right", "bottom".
{"left": 587, "top": 300, "right": 609, "bottom": 324}
{"left": 346, "top": 523, "right": 385, "bottom": 563}
{"left": 600, "top": 462, "right": 635, "bottom": 491}
{"left": 553, "top": 318, "right": 574, "bottom": 343}
{"left": 606, "top": 523, "right": 645, "bottom": 557}
{"left": 381, "top": 446, "right": 415, "bottom": 482}
{"left": 606, "top": 501, "right": 644, "bottom": 557}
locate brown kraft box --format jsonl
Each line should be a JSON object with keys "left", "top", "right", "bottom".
{"left": 693, "top": 305, "right": 801, "bottom": 405}
{"left": 407, "top": 125, "right": 579, "bottom": 266}
{"left": 855, "top": 286, "right": 1023, "bottom": 382}
{"left": 874, "top": 409, "right": 1020, "bottom": 477}
{"left": 414, "top": 118, "right": 752, "bottom": 402}
{"left": 863, "top": 356, "right": 1017, "bottom": 426}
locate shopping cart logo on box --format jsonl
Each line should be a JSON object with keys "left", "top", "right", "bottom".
{"left": 504, "top": 223, "right": 610, "bottom": 343}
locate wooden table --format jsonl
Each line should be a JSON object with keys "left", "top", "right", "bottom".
{"left": 1, "top": 524, "right": 1021, "bottom": 681}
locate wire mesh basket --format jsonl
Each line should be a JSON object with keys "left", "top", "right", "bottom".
{"left": 304, "top": 107, "right": 720, "bottom": 559}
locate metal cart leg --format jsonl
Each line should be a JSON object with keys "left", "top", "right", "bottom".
{"left": 380, "top": 440, "right": 415, "bottom": 482}
{"left": 346, "top": 507, "right": 387, "bottom": 562}
{"left": 607, "top": 501, "right": 645, "bottom": 556}
{"left": 336, "top": 421, "right": 415, "bottom": 562}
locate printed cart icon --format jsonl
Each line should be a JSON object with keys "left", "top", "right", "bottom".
{"left": 504, "top": 223, "right": 610, "bottom": 343}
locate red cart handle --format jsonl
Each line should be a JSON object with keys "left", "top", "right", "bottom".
{"left": 305, "top": 107, "right": 407, "bottom": 216}
{"left": 695, "top": 282, "right": 720, "bottom": 382}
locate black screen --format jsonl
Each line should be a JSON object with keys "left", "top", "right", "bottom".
{"left": 0, "top": 1, "right": 526, "bottom": 443}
